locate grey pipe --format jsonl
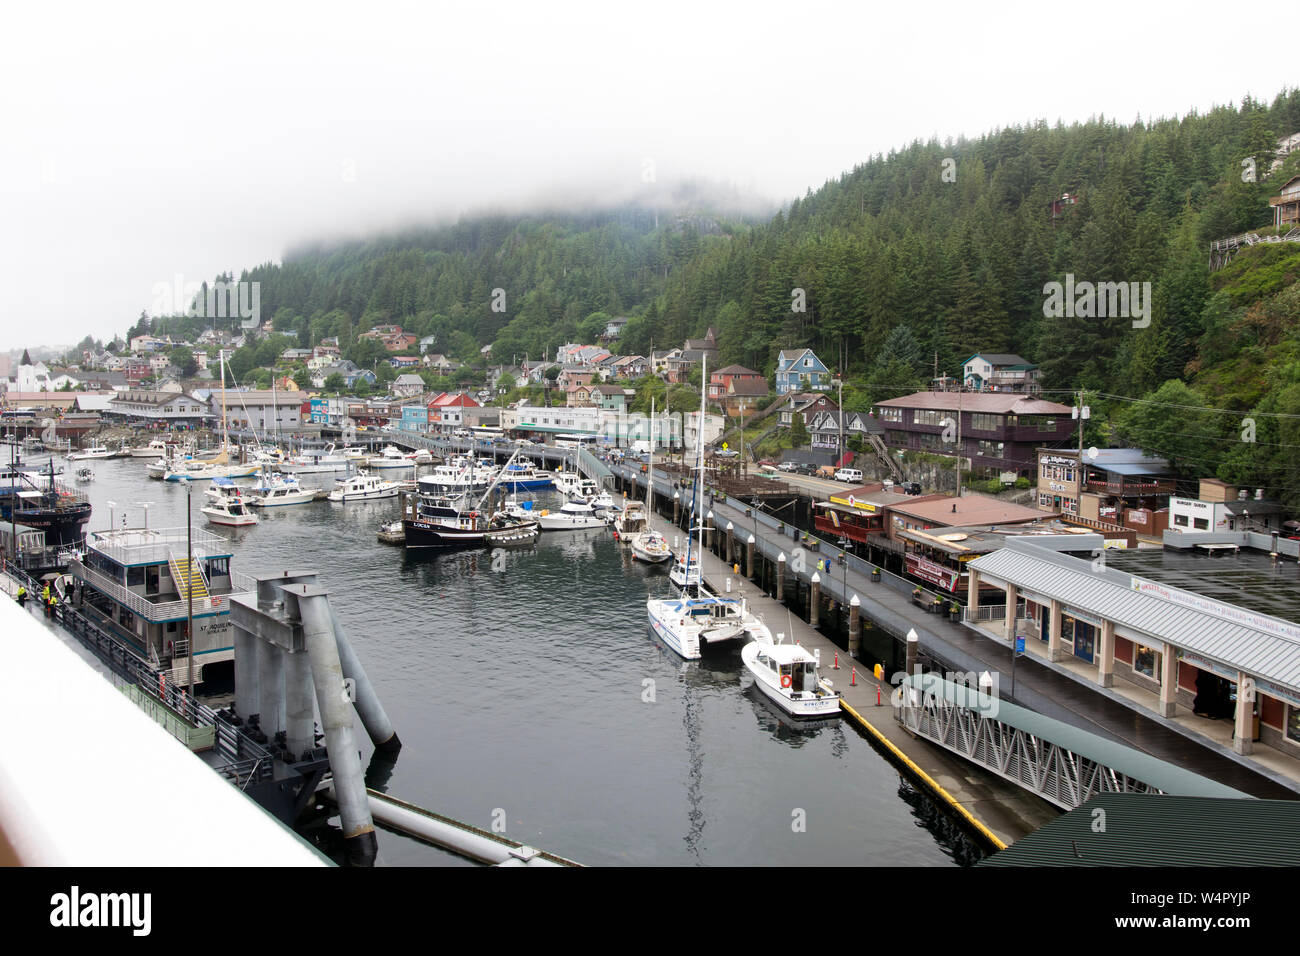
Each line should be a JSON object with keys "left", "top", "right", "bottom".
{"left": 284, "top": 648, "right": 313, "bottom": 759}
{"left": 257, "top": 639, "right": 285, "bottom": 737}
{"left": 233, "top": 626, "right": 259, "bottom": 723}
{"left": 329, "top": 606, "right": 400, "bottom": 752}
{"left": 297, "top": 588, "right": 377, "bottom": 866}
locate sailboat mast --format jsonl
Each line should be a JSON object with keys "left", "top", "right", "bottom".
{"left": 647, "top": 396, "right": 654, "bottom": 508}
{"left": 695, "top": 355, "right": 707, "bottom": 565}
{"left": 220, "top": 349, "right": 228, "bottom": 454}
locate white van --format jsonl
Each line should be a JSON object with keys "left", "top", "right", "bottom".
{"left": 834, "top": 468, "right": 864, "bottom": 483}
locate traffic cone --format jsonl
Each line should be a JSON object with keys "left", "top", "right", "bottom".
{"left": 833, "top": 652, "right": 839, "bottom": 670}
{"left": 876, "top": 684, "right": 882, "bottom": 706}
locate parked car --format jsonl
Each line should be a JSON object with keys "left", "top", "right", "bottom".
{"left": 778, "top": 461, "right": 800, "bottom": 472}
{"left": 757, "top": 458, "right": 779, "bottom": 468}
{"left": 834, "top": 468, "right": 864, "bottom": 483}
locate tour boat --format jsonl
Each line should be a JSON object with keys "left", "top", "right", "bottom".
{"left": 742, "top": 636, "right": 841, "bottom": 719}
{"left": 68, "top": 443, "right": 114, "bottom": 461}
{"left": 631, "top": 529, "right": 672, "bottom": 564}
{"left": 201, "top": 493, "right": 259, "bottom": 527}
{"left": 327, "top": 471, "right": 401, "bottom": 502}
{"left": 536, "top": 499, "right": 606, "bottom": 531}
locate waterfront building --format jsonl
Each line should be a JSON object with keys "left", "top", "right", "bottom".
{"left": 873, "top": 391, "right": 1074, "bottom": 476}
{"left": 206, "top": 389, "right": 308, "bottom": 434}
{"left": 966, "top": 535, "right": 1300, "bottom": 763}
{"left": 1169, "top": 479, "right": 1287, "bottom": 534}
{"left": 1035, "top": 447, "right": 1174, "bottom": 524}
{"left": 106, "top": 389, "right": 209, "bottom": 428}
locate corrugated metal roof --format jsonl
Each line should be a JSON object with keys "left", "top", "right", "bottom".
{"left": 970, "top": 545, "right": 1300, "bottom": 693}
{"left": 905, "top": 675, "right": 1249, "bottom": 800}
{"left": 980, "top": 794, "right": 1300, "bottom": 866}
{"left": 875, "top": 391, "right": 1071, "bottom": 414}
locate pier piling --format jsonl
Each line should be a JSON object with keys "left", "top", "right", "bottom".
{"left": 746, "top": 534, "right": 755, "bottom": 580}
{"left": 849, "top": 594, "right": 861, "bottom": 659}
{"left": 284, "top": 648, "right": 313, "bottom": 758}
{"left": 776, "top": 552, "right": 786, "bottom": 602}
{"left": 294, "top": 586, "right": 378, "bottom": 867}
{"left": 810, "top": 572, "right": 821, "bottom": 629}
{"left": 257, "top": 640, "right": 286, "bottom": 740}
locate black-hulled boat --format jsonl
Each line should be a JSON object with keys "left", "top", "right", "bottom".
{"left": 401, "top": 491, "right": 537, "bottom": 550}
{"left": 0, "top": 457, "right": 92, "bottom": 548}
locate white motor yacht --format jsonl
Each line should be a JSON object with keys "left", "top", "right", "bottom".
{"left": 280, "top": 443, "right": 351, "bottom": 474}
{"left": 612, "top": 500, "right": 648, "bottom": 542}
{"left": 742, "top": 636, "right": 841, "bottom": 719}
{"left": 328, "top": 471, "right": 401, "bottom": 502}
{"left": 201, "top": 491, "right": 259, "bottom": 527}
{"left": 129, "top": 438, "right": 173, "bottom": 459}
{"left": 367, "top": 444, "right": 415, "bottom": 471}
{"left": 68, "top": 444, "right": 114, "bottom": 461}
{"left": 536, "top": 499, "right": 606, "bottom": 530}
{"left": 245, "top": 471, "right": 317, "bottom": 507}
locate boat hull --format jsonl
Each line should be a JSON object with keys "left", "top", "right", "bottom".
{"left": 327, "top": 487, "right": 399, "bottom": 502}
{"left": 497, "top": 477, "right": 553, "bottom": 491}
{"left": 742, "top": 643, "right": 842, "bottom": 719}
{"left": 646, "top": 600, "right": 702, "bottom": 659}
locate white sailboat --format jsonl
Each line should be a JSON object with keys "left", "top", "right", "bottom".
{"left": 647, "top": 356, "right": 770, "bottom": 658}
{"left": 165, "top": 352, "right": 258, "bottom": 481}
{"left": 629, "top": 398, "right": 673, "bottom": 565}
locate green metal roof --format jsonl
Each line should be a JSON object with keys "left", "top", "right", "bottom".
{"left": 903, "top": 674, "right": 1250, "bottom": 800}
{"left": 980, "top": 793, "right": 1300, "bottom": 866}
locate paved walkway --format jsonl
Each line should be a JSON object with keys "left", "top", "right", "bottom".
{"left": 638, "top": 505, "right": 1060, "bottom": 847}
{"left": 617, "top": 466, "right": 1300, "bottom": 802}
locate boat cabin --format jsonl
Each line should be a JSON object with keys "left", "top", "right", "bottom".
{"left": 67, "top": 525, "right": 245, "bottom": 686}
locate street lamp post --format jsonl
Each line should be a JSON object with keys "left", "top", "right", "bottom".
{"left": 184, "top": 479, "right": 195, "bottom": 694}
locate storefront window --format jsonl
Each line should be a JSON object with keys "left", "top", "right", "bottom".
{"left": 1288, "top": 706, "right": 1300, "bottom": 745}
{"left": 1134, "top": 645, "right": 1159, "bottom": 679}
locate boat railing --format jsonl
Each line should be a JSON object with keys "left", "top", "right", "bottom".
{"left": 87, "top": 526, "right": 231, "bottom": 565}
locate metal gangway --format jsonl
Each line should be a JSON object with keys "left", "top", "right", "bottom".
{"left": 893, "top": 673, "right": 1250, "bottom": 810}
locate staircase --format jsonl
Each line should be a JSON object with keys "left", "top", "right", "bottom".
{"left": 168, "top": 552, "right": 210, "bottom": 604}
{"left": 868, "top": 433, "right": 904, "bottom": 482}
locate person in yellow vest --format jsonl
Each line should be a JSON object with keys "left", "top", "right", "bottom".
{"left": 42, "top": 583, "right": 52, "bottom": 617}
{"left": 16, "top": 585, "right": 27, "bottom": 608}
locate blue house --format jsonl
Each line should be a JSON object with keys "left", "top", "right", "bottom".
{"left": 400, "top": 404, "right": 429, "bottom": 433}
{"left": 775, "top": 348, "right": 831, "bottom": 394}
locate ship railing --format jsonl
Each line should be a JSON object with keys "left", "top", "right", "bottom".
{"left": 6, "top": 564, "right": 276, "bottom": 786}
{"left": 68, "top": 556, "right": 230, "bottom": 621}
{"left": 86, "top": 525, "right": 232, "bottom": 565}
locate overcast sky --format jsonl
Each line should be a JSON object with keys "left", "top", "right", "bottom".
{"left": 1, "top": 0, "right": 1294, "bottom": 353}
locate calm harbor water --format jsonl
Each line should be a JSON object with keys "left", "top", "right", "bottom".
{"left": 71, "top": 455, "right": 976, "bottom": 866}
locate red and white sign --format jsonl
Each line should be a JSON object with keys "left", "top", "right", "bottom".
{"left": 907, "top": 554, "right": 959, "bottom": 591}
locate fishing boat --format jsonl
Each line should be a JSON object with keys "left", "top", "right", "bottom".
{"left": 68, "top": 443, "right": 114, "bottom": 461}
{"left": 200, "top": 489, "right": 259, "bottom": 527}
{"left": 327, "top": 471, "right": 401, "bottom": 502}
{"left": 631, "top": 529, "right": 672, "bottom": 564}
{"left": 742, "top": 636, "right": 841, "bottom": 719}
{"left": 536, "top": 499, "right": 606, "bottom": 531}
{"left": 418, "top": 457, "right": 494, "bottom": 494}
{"left": 402, "top": 448, "right": 539, "bottom": 548}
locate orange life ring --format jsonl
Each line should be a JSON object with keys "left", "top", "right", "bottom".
{"left": 780, "top": 674, "right": 791, "bottom": 689}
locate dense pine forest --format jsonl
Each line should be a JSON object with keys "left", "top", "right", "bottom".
{"left": 146, "top": 89, "right": 1300, "bottom": 505}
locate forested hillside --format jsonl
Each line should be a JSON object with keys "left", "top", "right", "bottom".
{"left": 143, "top": 89, "right": 1300, "bottom": 503}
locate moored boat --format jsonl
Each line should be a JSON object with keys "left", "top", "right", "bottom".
{"left": 327, "top": 471, "right": 401, "bottom": 502}
{"left": 631, "top": 529, "right": 672, "bottom": 564}
{"left": 742, "top": 637, "right": 841, "bottom": 719}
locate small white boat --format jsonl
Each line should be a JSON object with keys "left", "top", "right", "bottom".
{"left": 201, "top": 492, "right": 259, "bottom": 527}
{"left": 245, "top": 472, "right": 317, "bottom": 507}
{"left": 366, "top": 445, "right": 414, "bottom": 471}
{"left": 129, "top": 438, "right": 173, "bottom": 459}
{"left": 553, "top": 471, "right": 596, "bottom": 498}
{"left": 328, "top": 471, "right": 401, "bottom": 502}
{"left": 647, "top": 590, "right": 772, "bottom": 659}
{"left": 612, "top": 501, "right": 648, "bottom": 542}
{"left": 631, "top": 529, "right": 672, "bottom": 564}
{"left": 742, "top": 636, "right": 841, "bottom": 719}
{"left": 280, "top": 443, "right": 351, "bottom": 474}
{"left": 669, "top": 549, "right": 701, "bottom": 590}
{"left": 68, "top": 444, "right": 114, "bottom": 460}
{"left": 536, "top": 499, "right": 606, "bottom": 530}
{"left": 74, "top": 466, "right": 94, "bottom": 483}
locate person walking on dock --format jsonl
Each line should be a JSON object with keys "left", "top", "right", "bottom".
{"left": 16, "top": 585, "right": 27, "bottom": 608}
